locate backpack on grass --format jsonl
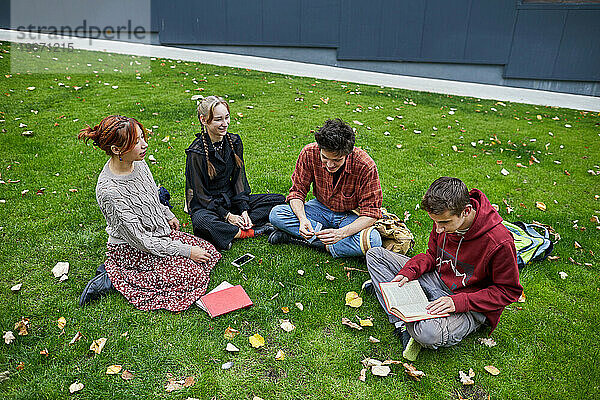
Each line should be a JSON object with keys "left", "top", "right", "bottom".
{"left": 373, "top": 209, "right": 415, "bottom": 255}
{"left": 502, "top": 221, "right": 554, "bottom": 269}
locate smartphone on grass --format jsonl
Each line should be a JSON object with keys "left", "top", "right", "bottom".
{"left": 232, "top": 253, "right": 255, "bottom": 268}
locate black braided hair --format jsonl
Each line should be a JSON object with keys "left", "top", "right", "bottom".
{"left": 226, "top": 133, "right": 243, "bottom": 168}
{"left": 199, "top": 125, "right": 217, "bottom": 180}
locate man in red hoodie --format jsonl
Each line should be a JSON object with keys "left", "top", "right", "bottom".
{"left": 365, "top": 177, "right": 522, "bottom": 360}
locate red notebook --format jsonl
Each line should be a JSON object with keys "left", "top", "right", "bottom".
{"left": 198, "top": 285, "right": 253, "bottom": 318}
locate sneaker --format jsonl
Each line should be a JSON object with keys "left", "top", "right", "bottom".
{"left": 79, "top": 272, "right": 114, "bottom": 307}
{"left": 95, "top": 263, "right": 106, "bottom": 276}
{"left": 393, "top": 325, "right": 412, "bottom": 350}
{"left": 268, "top": 230, "right": 292, "bottom": 245}
{"left": 362, "top": 279, "right": 374, "bottom": 295}
{"left": 402, "top": 337, "right": 422, "bottom": 362}
{"left": 254, "top": 223, "right": 276, "bottom": 236}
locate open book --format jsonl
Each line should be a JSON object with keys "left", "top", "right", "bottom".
{"left": 196, "top": 281, "right": 253, "bottom": 318}
{"left": 379, "top": 281, "right": 449, "bottom": 322}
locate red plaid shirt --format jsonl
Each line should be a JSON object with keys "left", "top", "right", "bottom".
{"left": 287, "top": 143, "right": 383, "bottom": 219}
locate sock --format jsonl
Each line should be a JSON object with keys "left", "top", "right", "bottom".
{"left": 238, "top": 229, "right": 255, "bottom": 239}
{"left": 402, "top": 338, "right": 422, "bottom": 362}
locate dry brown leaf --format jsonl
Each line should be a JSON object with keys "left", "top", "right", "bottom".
{"left": 224, "top": 326, "right": 239, "bottom": 340}
{"left": 459, "top": 369, "right": 475, "bottom": 385}
{"left": 40, "top": 348, "right": 49, "bottom": 357}
{"left": 535, "top": 202, "right": 547, "bottom": 211}
{"left": 574, "top": 241, "right": 582, "bottom": 249}
{"left": 345, "top": 291, "right": 363, "bottom": 308}
{"left": 121, "top": 370, "right": 134, "bottom": 381}
{"left": 518, "top": 293, "right": 526, "bottom": 303}
{"left": 325, "top": 272, "right": 336, "bottom": 281}
{"left": 89, "top": 337, "right": 107, "bottom": 354}
{"left": 341, "top": 317, "right": 363, "bottom": 330}
{"left": 69, "top": 331, "right": 83, "bottom": 345}
{"left": 69, "top": 381, "right": 84, "bottom": 393}
{"left": 484, "top": 365, "right": 500, "bottom": 376}
{"left": 106, "top": 365, "right": 122, "bottom": 375}
{"left": 184, "top": 376, "right": 196, "bottom": 387}
{"left": 382, "top": 359, "right": 402, "bottom": 365}
{"left": 165, "top": 381, "right": 183, "bottom": 392}
{"left": 361, "top": 358, "right": 382, "bottom": 367}
{"left": 10, "top": 283, "right": 22, "bottom": 292}
{"left": 3, "top": 331, "right": 15, "bottom": 344}
{"left": 14, "top": 318, "right": 29, "bottom": 336}
{"left": 358, "top": 368, "right": 367, "bottom": 382}
{"left": 16, "top": 362, "right": 24, "bottom": 370}
{"left": 57, "top": 317, "right": 66, "bottom": 330}
{"left": 371, "top": 365, "right": 391, "bottom": 377}
{"left": 281, "top": 306, "right": 289, "bottom": 313}
{"left": 403, "top": 363, "right": 425, "bottom": 381}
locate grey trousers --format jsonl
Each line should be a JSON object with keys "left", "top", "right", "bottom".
{"left": 365, "top": 247, "right": 487, "bottom": 349}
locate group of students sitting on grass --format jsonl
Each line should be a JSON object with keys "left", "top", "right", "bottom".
{"left": 77, "top": 95, "right": 522, "bottom": 360}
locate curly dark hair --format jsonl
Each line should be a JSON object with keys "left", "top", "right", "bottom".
{"left": 314, "top": 118, "right": 355, "bottom": 156}
{"left": 421, "top": 177, "right": 470, "bottom": 216}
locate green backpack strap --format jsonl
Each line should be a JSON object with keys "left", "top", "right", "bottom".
{"left": 502, "top": 221, "right": 554, "bottom": 269}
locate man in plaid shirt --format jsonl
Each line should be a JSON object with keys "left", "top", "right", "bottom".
{"left": 269, "top": 118, "right": 383, "bottom": 257}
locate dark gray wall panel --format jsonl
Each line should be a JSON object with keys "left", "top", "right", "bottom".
{"left": 262, "top": 0, "right": 300, "bottom": 45}
{"left": 504, "top": 9, "right": 566, "bottom": 78}
{"left": 299, "top": 0, "right": 339, "bottom": 47}
{"left": 505, "top": 5, "right": 600, "bottom": 81}
{"left": 464, "top": 1, "right": 516, "bottom": 63}
{"left": 338, "top": 0, "right": 516, "bottom": 64}
{"left": 420, "top": 0, "right": 472, "bottom": 61}
{"left": 226, "top": 0, "right": 262, "bottom": 43}
{"left": 552, "top": 10, "right": 600, "bottom": 81}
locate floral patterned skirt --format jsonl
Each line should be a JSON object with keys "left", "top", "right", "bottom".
{"left": 104, "top": 230, "right": 221, "bottom": 312}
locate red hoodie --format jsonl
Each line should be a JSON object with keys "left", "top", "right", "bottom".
{"left": 399, "top": 189, "right": 523, "bottom": 331}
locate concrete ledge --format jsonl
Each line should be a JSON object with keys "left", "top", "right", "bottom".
{"left": 1, "top": 29, "right": 598, "bottom": 112}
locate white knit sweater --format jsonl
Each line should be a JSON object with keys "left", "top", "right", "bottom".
{"left": 96, "top": 160, "right": 191, "bottom": 258}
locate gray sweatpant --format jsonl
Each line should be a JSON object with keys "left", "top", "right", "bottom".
{"left": 365, "top": 247, "right": 487, "bottom": 349}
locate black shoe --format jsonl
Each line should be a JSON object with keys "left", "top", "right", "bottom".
{"left": 95, "top": 263, "right": 106, "bottom": 276}
{"left": 362, "top": 279, "right": 374, "bottom": 295}
{"left": 393, "top": 325, "right": 412, "bottom": 350}
{"left": 268, "top": 230, "right": 292, "bottom": 245}
{"left": 268, "top": 230, "right": 326, "bottom": 251}
{"left": 79, "top": 272, "right": 114, "bottom": 307}
{"left": 254, "top": 223, "right": 276, "bottom": 236}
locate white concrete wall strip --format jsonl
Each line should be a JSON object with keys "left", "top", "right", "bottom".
{"left": 1, "top": 29, "right": 598, "bottom": 112}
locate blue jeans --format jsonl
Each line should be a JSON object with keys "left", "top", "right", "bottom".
{"left": 269, "top": 199, "right": 382, "bottom": 258}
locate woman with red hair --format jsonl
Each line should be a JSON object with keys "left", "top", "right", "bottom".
{"left": 78, "top": 115, "right": 221, "bottom": 311}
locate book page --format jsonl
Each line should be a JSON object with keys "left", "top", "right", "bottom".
{"left": 380, "top": 281, "right": 428, "bottom": 307}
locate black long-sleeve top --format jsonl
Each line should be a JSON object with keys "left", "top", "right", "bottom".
{"left": 184, "top": 132, "right": 251, "bottom": 219}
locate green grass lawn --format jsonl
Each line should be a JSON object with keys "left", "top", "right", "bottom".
{"left": 1, "top": 42, "right": 599, "bottom": 400}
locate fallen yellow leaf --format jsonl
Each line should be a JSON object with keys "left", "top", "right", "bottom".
{"left": 484, "top": 365, "right": 500, "bottom": 376}
{"left": 281, "top": 306, "right": 289, "bottom": 313}
{"left": 90, "top": 337, "right": 107, "bottom": 354}
{"left": 280, "top": 320, "right": 296, "bottom": 332}
{"left": 57, "top": 317, "right": 66, "bottom": 330}
{"left": 345, "top": 291, "right": 363, "bottom": 308}
{"left": 275, "top": 349, "right": 285, "bottom": 360}
{"left": 106, "top": 365, "right": 122, "bottom": 375}
{"left": 69, "top": 381, "right": 84, "bottom": 393}
{"left": 249, "top": 333, "right": 265, "bottom": 348}
{"left": 359, "top": 318, "right": 373, "bottom": 327}
{"left": 535, "top": 201, "right": 547, "bottom": 211}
